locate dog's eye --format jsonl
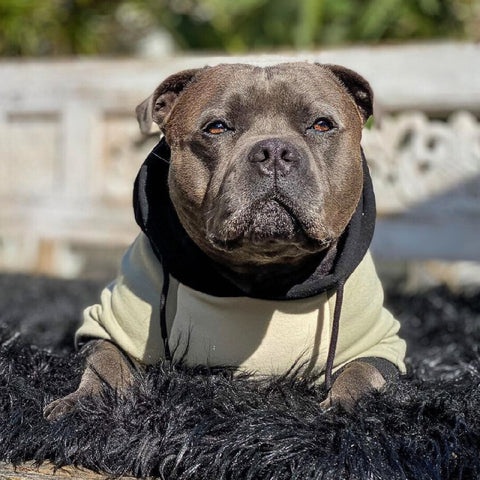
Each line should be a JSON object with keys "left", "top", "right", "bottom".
{"left": 204, "top": 121, "right": 229, "bottom": 135}
{"left": 311, "top": 118, "right": 334, "bottom": 132}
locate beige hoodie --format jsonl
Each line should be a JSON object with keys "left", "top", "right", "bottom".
{"left": 76, "top": 233, "right": 406, "bottom": 380}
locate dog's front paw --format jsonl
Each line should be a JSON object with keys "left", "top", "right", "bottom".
{"left": 320, "top": 361, "right": 386, "bottom": 412}
{"left": 43, "top": 392, "right": 84, "bottom": 421}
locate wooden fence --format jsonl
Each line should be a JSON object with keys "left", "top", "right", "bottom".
{"left": 0, "top": 43, "right": 479, "bottom": 277}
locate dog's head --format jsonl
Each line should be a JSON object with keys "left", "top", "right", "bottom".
{"left": 136, "top": 63, "right": 373, "bottom": 268}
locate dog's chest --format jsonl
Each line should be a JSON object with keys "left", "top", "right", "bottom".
{"left": 168, "top": 283, "right": 332, "bottom": 375}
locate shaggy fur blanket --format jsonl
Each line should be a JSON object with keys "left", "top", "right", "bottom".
{"left": 0, "top": 273, "right": 479, "bottom": 480}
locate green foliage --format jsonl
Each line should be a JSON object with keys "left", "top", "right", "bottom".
{"left": 0, "top": 0, "right": 477, "bottom": 56}
{"left": 365, "top": 115, "right": 375, "bottom": 130}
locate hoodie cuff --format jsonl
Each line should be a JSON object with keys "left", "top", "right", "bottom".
{"left": 332, "top": 356, "right": 401, "bottom": 384}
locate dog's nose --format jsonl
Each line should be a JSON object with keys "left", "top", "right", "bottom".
{"left": 248, "top": 138, "right": 301, "bottom": 175}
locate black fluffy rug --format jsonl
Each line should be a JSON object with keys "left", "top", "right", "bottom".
{"left": 0, "top": 273, "right": 479, "bottom": 480}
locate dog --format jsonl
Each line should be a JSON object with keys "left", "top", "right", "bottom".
{"left": 44, "top": 62, "right": 406, "bottom": 421}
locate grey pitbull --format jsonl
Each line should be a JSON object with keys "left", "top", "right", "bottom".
{"left": 45, "top": 62, "right": 403, "bottom": 421}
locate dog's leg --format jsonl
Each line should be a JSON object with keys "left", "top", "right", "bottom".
{"left": 44, "top": 340, "right": 136, "bottom": 421}
{"left": 320, "top": 361, "right": 386, "bottom": 412}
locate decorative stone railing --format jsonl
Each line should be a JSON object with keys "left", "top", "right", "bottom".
{"left": 364, "top": 109, "right": 480, "bottom": 268}
{"left": 0, "top": 43, "right": 479, "bottom": 276}
{"left": 364, "top": 111, "right": 480, "bottom": 214}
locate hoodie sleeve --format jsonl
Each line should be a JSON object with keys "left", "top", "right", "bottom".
{"left": 75, "top": 233, "right": 176, "bottom": 364}
{"left": 327, "top": 251, "right": 407, "bottom": 375}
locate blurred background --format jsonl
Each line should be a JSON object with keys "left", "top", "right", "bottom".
{"left": 0, "top": 0, "right": 479, "bottom": 291}
{"left": 1, "top": 0, "right": 478, "bottom": 56}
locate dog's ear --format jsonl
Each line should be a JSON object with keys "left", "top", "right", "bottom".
{"left": 323, "top": 64, "right": 373, "bottom": 124}
{"left": 136, "top": 68, "right": 207, "bottom": 135}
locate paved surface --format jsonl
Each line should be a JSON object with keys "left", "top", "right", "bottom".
{"left": 0, "top": 462, "right": 136, "bottom": 479}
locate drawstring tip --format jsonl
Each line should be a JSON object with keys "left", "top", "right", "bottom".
{"left": 163, "top": 339, "right": 172, "bottom": 363}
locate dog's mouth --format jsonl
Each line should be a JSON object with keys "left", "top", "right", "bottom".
{"left": 207, "top": 197, "right": 331, "bottom": 254}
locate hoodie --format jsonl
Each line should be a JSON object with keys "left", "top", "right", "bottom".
{"left": 76, "top": 139, "right": 406, "bottom": 385}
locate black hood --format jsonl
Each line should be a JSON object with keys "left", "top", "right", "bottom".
{"left": 133, "top": 137, "right": 376, "bottom": 301}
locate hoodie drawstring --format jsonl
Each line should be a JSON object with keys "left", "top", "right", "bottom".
{"left": 159, "top": 257, "right": 172, "bottom": 362}
{"left": 324, "top": 280, "right": 345, "bottom": 391}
